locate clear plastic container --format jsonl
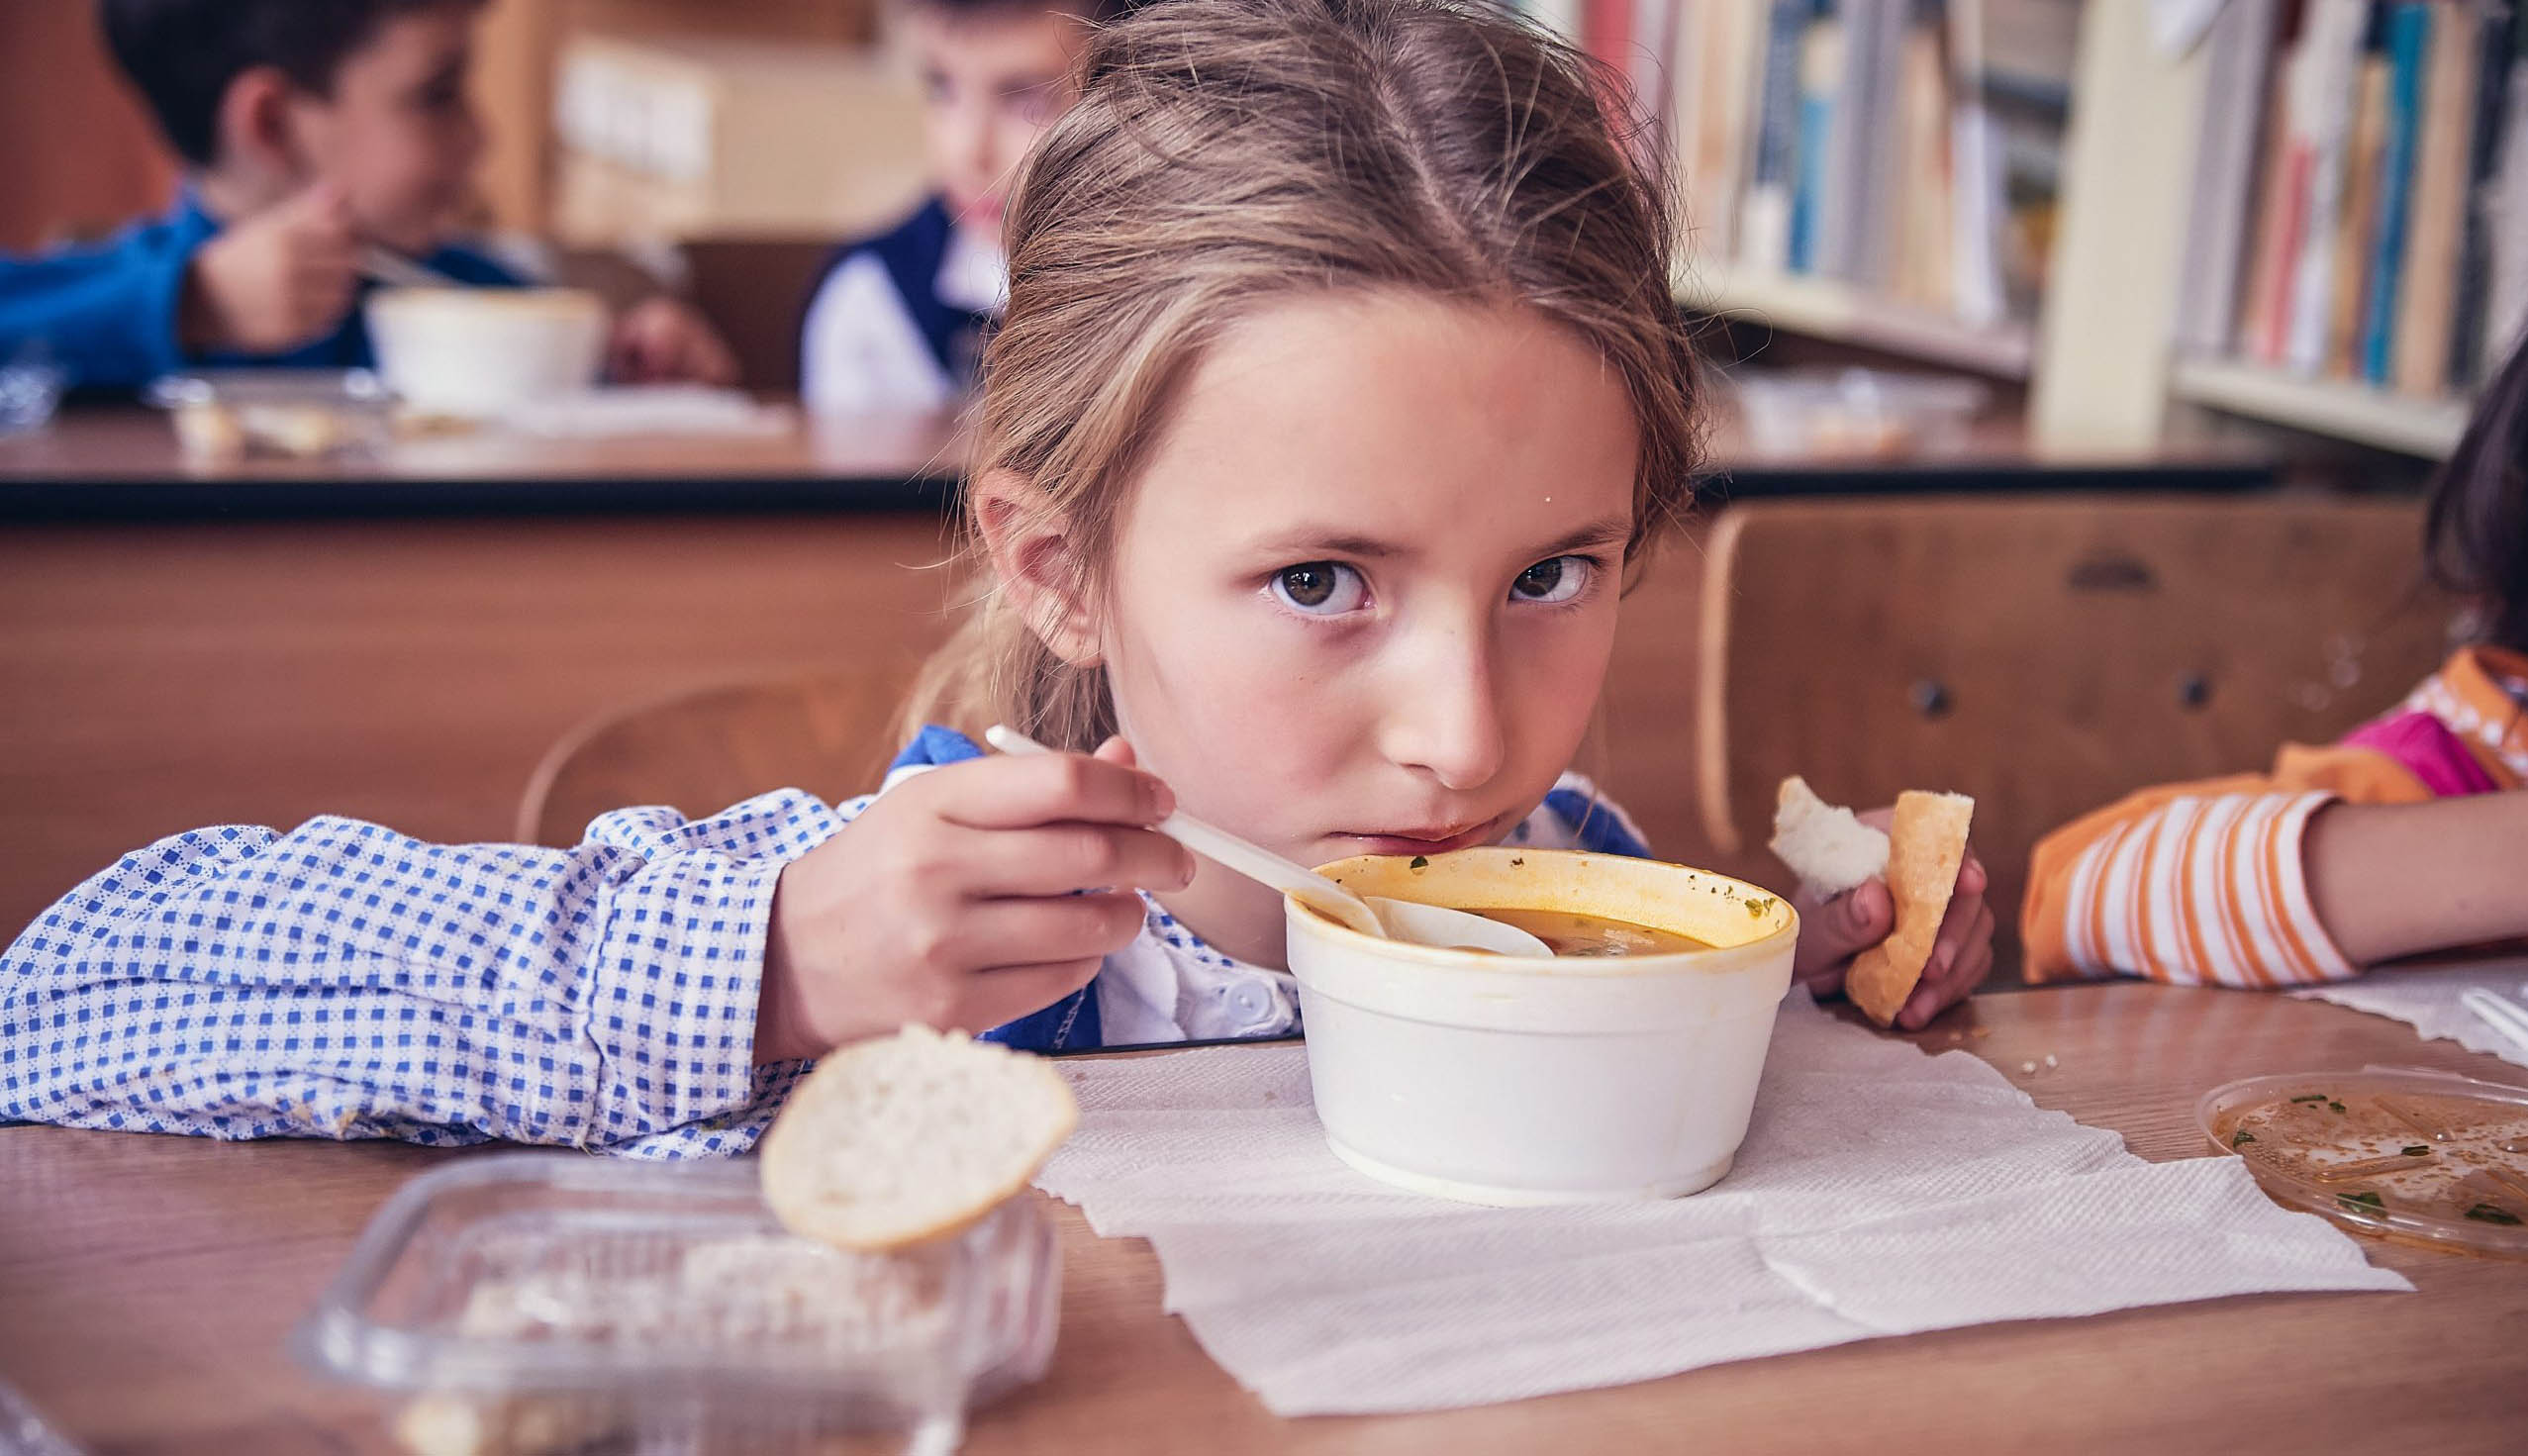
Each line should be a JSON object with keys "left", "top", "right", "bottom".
{"left": 145, "top": 369, "right": 400, "bottom": 460}
{"left": 0, "top": 341, "right": 66, "bottom": 437}
{"left": 293, "top": 1153, "right": 1060, "bottom": 1455}
{"left": 2197, "top": 1066, "right": 2528, "bottom": 1261}
{"left": 0, "top": 1374, "right": 85, "bottom": 1456}
{"left": 1727, "top": 366, "right": 1990, "bottom": 460}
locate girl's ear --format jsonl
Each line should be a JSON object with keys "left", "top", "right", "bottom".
{"left": 973, "top": 468, "right": 1104, "bottom": 667}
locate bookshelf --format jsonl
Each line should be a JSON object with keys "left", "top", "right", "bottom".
{"left": 2032, "top": 0, "right": 2521, "bottom": 462}
{"left": 1624, "top": 1, "right": 2073, "bottom": 411}
{"left": 1680, "top": 262, "right": 2038, "bottom": 378}
{"left": 1609, "top": 1, "right": 2522, "bottom": 463}
{"left": 2168, "top": 356, "right": 2475, "bottom": 458}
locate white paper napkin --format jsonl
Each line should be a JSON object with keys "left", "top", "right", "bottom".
{"left": 2290, "top": 958, "right": 2528, "bottom": 1069}
{"left": 1034, "top": 993, "right": 2408, "bottom": 1416}
{"left": 500, "top": 386, "right": 793, "bottom": 438}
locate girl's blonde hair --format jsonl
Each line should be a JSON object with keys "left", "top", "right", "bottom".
{"left": 907, "top": 0, "right": 1703, "bottom": 749}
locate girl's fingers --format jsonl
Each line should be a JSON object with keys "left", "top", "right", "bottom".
{"left": 1093, "top": 734, "right": 1140, "bottom": 768}
{"left": 1928, "top": 864, "right": 1990, "bottom": 964}
{"left": 951, "top": 890, "right": 1151, "bottom": 969}
{"left": 1956, "top": 848, "right": 1989, "bottom": 897}
{"left": 1792, "top": 879, "right": 1891, "bottom": 983}
{"left": 1901, "top": 903, "right": 1995, "bottom": 1028}
{"left": 948, "top": 823, "right": 1195, "bottom": 897}
{"left": 931, "top": 750, "right": 1174, "bottom": 829}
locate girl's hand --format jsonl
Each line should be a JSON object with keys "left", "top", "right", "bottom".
{"left": 1788, "top": 808, "right": 1994, "bottom": 1031}
{"left": 607, "top": 297, "right": 739, "bottom": 385}
{"left": 752, "top": 737, "right": 1196, "bottom": 1062}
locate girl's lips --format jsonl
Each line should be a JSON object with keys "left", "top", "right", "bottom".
{"left": 1332, "top": 822, "right": 1498, "bottom": 857}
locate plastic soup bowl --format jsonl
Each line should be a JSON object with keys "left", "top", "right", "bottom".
{"left": 1286, "top": 848, "right": 1799, "bottom": 1207}
{"left": 365, "top": 286, "right": 609, "bottom": 419}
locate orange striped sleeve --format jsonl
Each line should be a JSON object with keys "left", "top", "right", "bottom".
{"left": 2022, "top": 744, "right": 2425, "bottom": 987}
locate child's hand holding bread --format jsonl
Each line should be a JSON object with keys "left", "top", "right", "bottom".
{"left": 1770, "top": 778, "right": 1993, "bottom": 1030}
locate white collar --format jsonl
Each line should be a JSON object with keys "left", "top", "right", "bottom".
{"left": 936, "top": 222, "right": 1009, "bottom": 317}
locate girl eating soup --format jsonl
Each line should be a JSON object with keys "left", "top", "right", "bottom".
{"left": 1, "top": 0, "right": 1991, "bottom": 1156}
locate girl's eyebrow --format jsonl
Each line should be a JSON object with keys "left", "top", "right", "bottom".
{"left": 1534, "top": 516, "right": 1635, "bottom": 556}
{"left": 1252, "top": 514, "right": 1633, "bottom": 562}
{"left": 1251, "top": 529, "right": 1414, "bottom": 560}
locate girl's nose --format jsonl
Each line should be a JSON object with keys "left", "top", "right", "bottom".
{"left": 1381, "top": 622, "right": 1508, "bottom": 793}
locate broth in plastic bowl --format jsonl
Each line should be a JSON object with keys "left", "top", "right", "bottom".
{"left": 1286, "top": 847, "right": 1798, "bottom": 1207}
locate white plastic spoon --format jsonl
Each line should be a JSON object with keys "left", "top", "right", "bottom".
{"left": 982, "top": 725, "right": 1552, "bottom": 957}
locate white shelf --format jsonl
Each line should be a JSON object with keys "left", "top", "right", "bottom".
{"left": 1678, "top": 263, "right": 2037, "bottom": 380}
{"left": 2168, "top": 357, "right": 2473, "bottom": 460}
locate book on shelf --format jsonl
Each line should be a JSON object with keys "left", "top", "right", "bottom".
{"left": 2357, "top": 2, "right": 2429, "bottom": 385}
{"left": 1943, "top": 0, "right": 2007, "bottom": 327}
{"left": 2391, "top": 4, "right": 2478, "bottom": 397}
{"left": 2324, "top": 7, "right": 2388, "bottom": 380}
{"left": 1790, "top": 3, "right": 1843, "bottom": 273}
{"left": 1519, "top": 0, "right": 1585, "bottom": 41}
{"left": 2188, "top": 0, "right": 2527, "bottom": 404}
{"left": 2174, "top": 0, "right": 2280, "bottom": 359}
{"left": 2279, "top": 0, "right": 2366, "bottom": 377}
{"left": 1670, "top": 0, "right": 1768, "bottom": 260}
{"left": 2480, "top": 3, "right": 2528, "bottom": 382}
{"left": 2233, "top": 0, "right": 2306, "bottom": 365}
{"left": 2448, "top": 0, "right": 2517, "bottom": 388}
{"left": 1739, "top": 0, "right": 1810, "bottom": 272}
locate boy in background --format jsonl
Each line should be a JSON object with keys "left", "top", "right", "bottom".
{"left": 0, "top": 0, "right": 732, "bottom": 392}
{"left": 800, "top": 0, "right": 1117, "bottom": 415}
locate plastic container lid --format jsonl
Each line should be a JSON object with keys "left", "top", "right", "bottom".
{"left": 293, "top": 1152, "right": 1059, "bottom": 1455}
{"left": 2197, "top": 1066, "right": 2528, "bottom": 1260}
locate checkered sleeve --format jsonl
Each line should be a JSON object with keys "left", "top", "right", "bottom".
{"left": 0, "top": 789, "right": 874, "bottom": 1157}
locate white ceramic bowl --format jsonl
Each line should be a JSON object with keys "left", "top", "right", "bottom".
{"left": 365, "top": 287, "right": 608, "bottom": 419}
{"left": 1286, "top": 847, "right": 1798, "bottom": 1207}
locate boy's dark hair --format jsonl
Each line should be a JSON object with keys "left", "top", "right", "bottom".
{"left": 2426, "top": 334, "right": 2528, "bottom": 653}
{"left": 98, "top": 0, "right": 477, "bottom": 167}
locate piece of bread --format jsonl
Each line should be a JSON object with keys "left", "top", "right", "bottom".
{"left": 395, "top": 1393, "right": 613, "bottom": 1456}
{"left": 1769, "top": 776, "right": 1891, "bottom": 898}
{"left": 1843, "top": 790, "right": 1976, "bottom": 1026}
{"left": 758, "top": 1024, "right": 1079, "bottom": 1252}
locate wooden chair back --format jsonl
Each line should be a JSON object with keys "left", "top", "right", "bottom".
{"left": 517, "top": 664, "right": 923, "bottom": 846}
{"left": 1606, "top": 496, "right": 2458, "bottom": 944}
{"left": 678, "top": 237, "right": 846, "bottom": 393}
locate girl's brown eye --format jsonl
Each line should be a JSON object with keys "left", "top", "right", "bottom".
{"left": 1280, "top": 565, "right": 1333, "bottom": 606}
{"left": 1271, "top": 561, "right": 1365, "bottom": 615}
{"left": 1511, "top": 556, "right": 1589, "bottom": 603}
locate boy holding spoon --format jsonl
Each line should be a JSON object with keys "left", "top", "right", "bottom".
{"left": 0, "top": 0, "right": 732, "bottom": 392}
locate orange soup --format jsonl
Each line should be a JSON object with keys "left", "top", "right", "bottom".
{"left": 1471, "top": 908, "right": 1712, "bottom": 957}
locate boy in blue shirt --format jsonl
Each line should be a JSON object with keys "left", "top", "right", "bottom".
{"left": 0, "top": 0, "right": 732, "bottom": 393}
{"left": 800, "top": 0, "right": 1118, "bottom": 415}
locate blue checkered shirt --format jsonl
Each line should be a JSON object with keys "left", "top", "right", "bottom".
{"left": 2, "top": 729, "right": 1652, "bottom": 1157}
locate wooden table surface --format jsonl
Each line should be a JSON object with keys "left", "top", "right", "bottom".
{"left": 0, "top": 406, "right": 963, "bottom": 518}
{"left": 5, "top": 982, "right": 2524, "bottom": 1455}
{"left": 0, "top": 405, "right": 964, "bottom": 483}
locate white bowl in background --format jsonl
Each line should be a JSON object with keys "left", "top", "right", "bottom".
{"left": 1287, "top": 848, "right": 1798, "bottom": 1207}
{"left": 365, "top": 287, "right": 608, "bottom": 419}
